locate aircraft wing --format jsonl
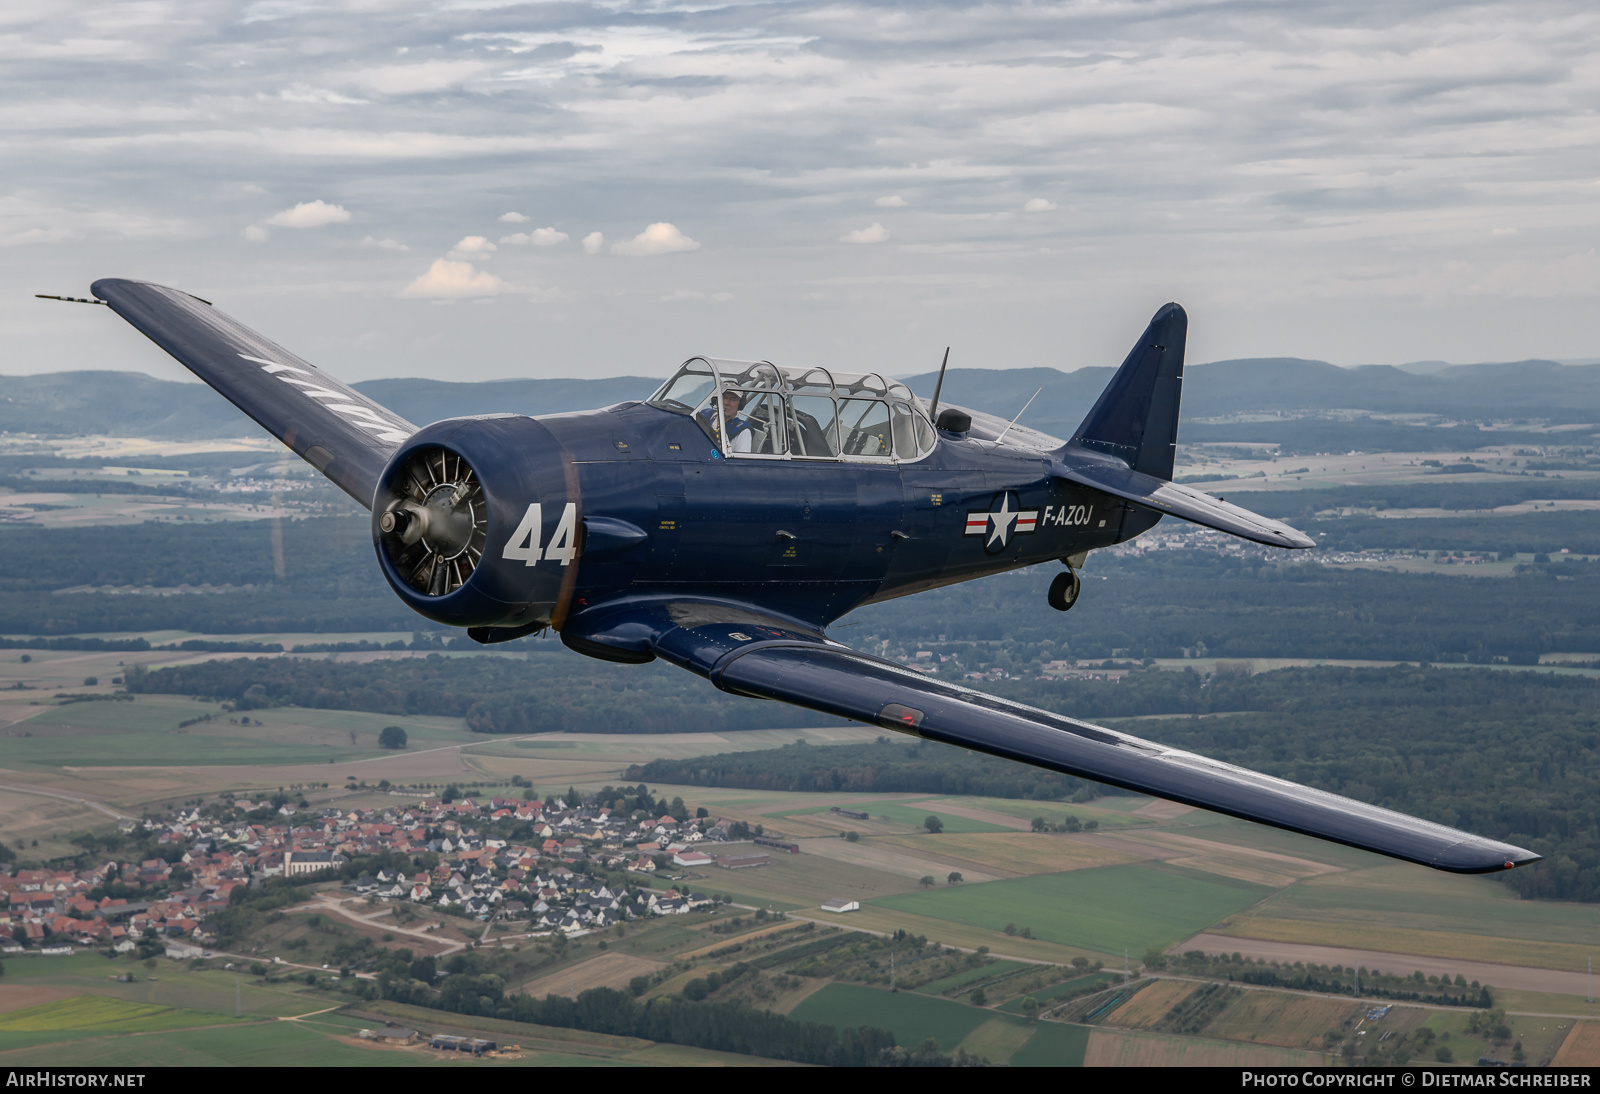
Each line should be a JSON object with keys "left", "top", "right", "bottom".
{"left": 91, "top": 278, "right": 416, "bottom": 509}
{"left": 1061, "top": 460, "right": 1315, "bottom": 549}
{"left": 567, "top": 601, "right": 1537, "bottom": 874}
{"left": 716, "top": 642, "right": 1534, "bottom": 873}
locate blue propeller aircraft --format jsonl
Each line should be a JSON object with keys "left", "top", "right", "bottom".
{"left": 70, "top": 278, "right": 1537, "bottom": 875}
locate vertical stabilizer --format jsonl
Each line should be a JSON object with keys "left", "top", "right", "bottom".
{"left": 1069, "top": 303, "right": 1186, "bottom": 480}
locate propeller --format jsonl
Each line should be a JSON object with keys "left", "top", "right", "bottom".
{"left": 377, "top": 447, "right": 488, "bottom": 596}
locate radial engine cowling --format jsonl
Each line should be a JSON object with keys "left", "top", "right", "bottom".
{"left": 372, "top": 416, "right": 575, "bottom": 631}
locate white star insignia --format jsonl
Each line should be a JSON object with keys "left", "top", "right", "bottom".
{"left": 987, "top": 495, "right": 1019, "bottom": 547}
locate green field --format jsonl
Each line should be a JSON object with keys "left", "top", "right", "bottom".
{"left": 789, "top": 983, "right": 993, "bottom": 1050}
{"left": 0, "top": 696, "right": 474, "bottom": 768}
{"left": 936, "top": 795, "right": 1150, "bottom": 830}
{"left": 995, "top": 972, "right": 1119, "bottom": 1012}
{"left": 0, "top": 1018, "right": 551, "bottom": 1067}
{"left": 771, "top": 799, "right": 1011, "bottom": 834}
{"left": 1243, "top": 863, "right": 1600, "bottom": 944}
{"left": 0, "top": 957, "right": 790, "bottom": 1068}
{"left": 789, "top": 983, "right": 1086, "bottom": 1064}
{"left": 0, "top": 996, "right": 216, "bottom": 1034}
{"left": 872, "top": 863, "right": 1273, "bottom": 955}
{"left": 915, "top": 960, "right": 1025, "bottom": 995}
{"left": 1010, "top": 1022, "right": 1090, "bottom": 1066}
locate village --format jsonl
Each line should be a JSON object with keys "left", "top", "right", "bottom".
{"left": 0, "top": 786, "right": 784, "bottom": 955}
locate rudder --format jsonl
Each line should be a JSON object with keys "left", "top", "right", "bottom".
{"left": 1069, "top": 303, "right": 1186, "bottom": 480}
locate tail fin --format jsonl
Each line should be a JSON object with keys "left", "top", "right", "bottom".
{"left": 1070, "top": 302, "right": 1186, "bottom": 480}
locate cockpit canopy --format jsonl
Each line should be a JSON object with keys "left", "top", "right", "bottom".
{"left": 647, "top": 357, "right": 938, "bottom": 461}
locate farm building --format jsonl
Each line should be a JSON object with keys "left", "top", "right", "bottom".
{"left": 716, "top": 853, "right": 770, "bottom": 870}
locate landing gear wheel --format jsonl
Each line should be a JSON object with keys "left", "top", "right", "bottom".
{"left": 1048, "top": 570, "right": 1081, "bottom": 613}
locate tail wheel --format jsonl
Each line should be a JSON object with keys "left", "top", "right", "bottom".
{"left": 377, "top": 447, "right": 487, "bottom": 597}
{"left": 1048, "top": 569, "right": 1081, "bottom": 612}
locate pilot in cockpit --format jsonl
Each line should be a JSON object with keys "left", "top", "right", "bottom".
{"left": 702, "top": 389, "right": 753, "bottom": 453}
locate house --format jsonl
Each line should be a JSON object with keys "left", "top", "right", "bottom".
{"left": 820, "top": 898, "right": 859, "bottom": 913}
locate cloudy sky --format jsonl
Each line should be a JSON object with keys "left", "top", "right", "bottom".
{"left": 4, "top": 0, "right": 1598, "bottom": 385}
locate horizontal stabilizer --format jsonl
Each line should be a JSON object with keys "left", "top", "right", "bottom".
{"left": 91, "top": 278, "right": 416, "bottom": 509}
{"left": 1061, "top": 460, "right": 1314, "bottom": 549}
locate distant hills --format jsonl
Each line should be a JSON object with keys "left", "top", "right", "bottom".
{"left": 906, "top": 359, "right": 1600, "bottom": 441}
{"left": 2, "top": 358, "right": 1597, "bottom": 445}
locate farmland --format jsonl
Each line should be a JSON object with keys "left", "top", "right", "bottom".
{"left": 872, "top": 863, "right": 1273, "bottom": 955}
{"left": 4, "top": 634, "right": 1600, "bottom": 1067}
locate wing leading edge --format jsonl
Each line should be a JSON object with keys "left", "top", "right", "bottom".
{"left": 716, "top": 643, "right": 1534, "bottom": 873}
{"left": 563, "top": 600, "right": 1537, "bottom": 874}
{"left": 91, "top": 278, "right": 416, "bottom": 508}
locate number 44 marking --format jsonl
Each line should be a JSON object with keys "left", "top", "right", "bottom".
{"left": 502, "top": 502, "right": 579, "bottom": 566}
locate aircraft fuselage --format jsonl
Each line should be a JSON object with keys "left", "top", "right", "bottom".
{"left": 392, "top": 399, "right": 1154, "bottom": 637}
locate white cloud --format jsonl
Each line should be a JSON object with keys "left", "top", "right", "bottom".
{"left": 582, "top": 231, "right": 604, "bottom": 255}
{"left": 275, "top": 84, "right": 367, "bottom": 105}
{"left": 400, "top": 259, "right": 508, "bottom": 298}
{"left": 612, "top": 222, "right": 700, "bottom": 256}
{"left": 0, "top": 196, "right": 187, "bottom": 248}
{"left": 500, "top": 228, "right": 569, "bottom": 246}
{"left": 242, "top": 225, "right": 270, "bottom": 242}
{"left": 875, "top": 196, "right": 907, "bottom": 208}
{"left": 448, "top": 235, "right": 497, "bottom": 259}
{"left": 841, "top": 222, "right": 889, "bottom": 244}
{"left": 661, "top": 289, "right": 732, "bottom": 303}
{"left": 1023, "top": 198, "right": 1058, "bottom": 213}
{"left": 350, "top": 60, "right": 488, "bottom": 96}
{"left": 499, "top": 212, "right": 529, "bottom": 223}
{"left": 360, "top": 235, "right": 409, "bottom": 252}
{"left": 264, "top": 200, "right": 351, "bottom": 228}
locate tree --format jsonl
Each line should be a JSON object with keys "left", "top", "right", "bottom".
{"left": 1020, "top": 996, "right": 1041, "bottom": 1020}
{"left": 1031, "top": 817, "right": 1046, "bottom": 832}
{"left": 947, "top": 871, "right": 963, "bottom": 885}
{"left": 970, "top": 987, "right": 987, "bottom": 1006}
{"left": 923, "top": 815, "right": 943, "bottom": 834}
{"left": 919, "top": 875, "right": 936, "bottom": 889}
{"left": 378, "top": 726, "right": 408, "bottom": 750}
{"left": 845, "top": 830, "right": 859, "bottom": 843}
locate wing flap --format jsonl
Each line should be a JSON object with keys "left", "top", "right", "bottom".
{"left": 709, "top": 642, "right": 1535, "bottom": 874}
{"left": 1061, "top": 460, "right": 1315, "bottom": 549}
{"left": 92, "top": 278, "right": 416, "bottom": 508}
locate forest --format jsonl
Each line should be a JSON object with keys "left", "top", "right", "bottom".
{"left": 10, "top": 514, "right": 1600, "bottom": 667}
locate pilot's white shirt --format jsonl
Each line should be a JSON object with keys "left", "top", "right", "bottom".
{"left": 730, "top": 427, "right": 752, "bottom": 454}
